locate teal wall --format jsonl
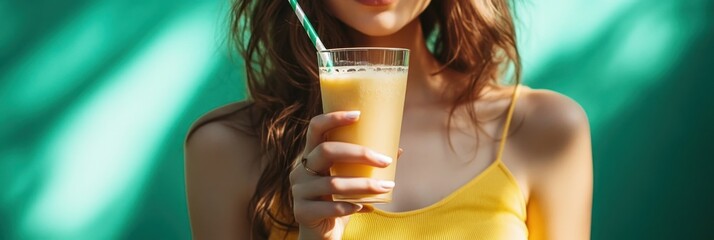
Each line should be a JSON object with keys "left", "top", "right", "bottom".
{"left": 1, "top": 0, "right": 712, "bottom": 239}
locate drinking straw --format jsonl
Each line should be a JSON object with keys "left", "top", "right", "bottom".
{"left": 287, "top": 0, "right": 333, "bottom": 66}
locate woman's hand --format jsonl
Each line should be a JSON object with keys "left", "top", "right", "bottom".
{"left": 289, "top": 111, "right": 396, "bottom": 240}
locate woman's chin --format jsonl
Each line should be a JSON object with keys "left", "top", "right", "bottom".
{"left": 348, "top": 20, "right": 406, "bottom": 37}
{"left": 352, "top": 26, "right": 400, "bottom": 37}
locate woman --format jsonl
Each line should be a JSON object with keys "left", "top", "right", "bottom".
{"left": 185, "top": 0, "right": 593, "bottom": 239}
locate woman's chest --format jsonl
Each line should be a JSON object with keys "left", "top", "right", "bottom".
{"left": 379, "top": 118, "right": 501, "bottom": 212}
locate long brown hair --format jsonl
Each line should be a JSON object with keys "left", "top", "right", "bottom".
{"left": 230, "top": 0, "right": 521, "bottom": 239}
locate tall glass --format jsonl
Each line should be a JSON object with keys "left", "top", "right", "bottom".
{"left": 318, "top": 48, "right": 409, "bottom": 203}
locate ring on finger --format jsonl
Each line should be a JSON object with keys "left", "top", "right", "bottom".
{"left": 301, "top": 157, "right": 323, "bottom": 176}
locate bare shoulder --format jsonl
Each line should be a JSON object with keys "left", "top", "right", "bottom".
{"left": 186, "top": 101, "right": 259, "bottom": 142}
{"left": 512, "top": 87, "right": 591, "bottom": 161}
{"left": 184, "top": 100, "right": 262, "bottom": 238}
{"left": 513, "top": 87, "right": 593, "bottom": 239}
{"left": 185, "top": 100, "right": 262, "bottom": 168}
{"left": 185, "top": 100, "right": 263, "bottom": 180}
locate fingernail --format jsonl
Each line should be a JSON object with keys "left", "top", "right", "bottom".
{"left": 344, "top": 111, "right": 361, "bottom": 120}
{"left": 379, "top": 180, "right": 396, "bottom": 190}
{"left": 370, "top": 151, "right": 393, "bottom": 165}
{"left": 361, "top": 204, "right": 375, "bottom": 213}
{"left": 352, "top": 203, "right": 363, "bottom": 212}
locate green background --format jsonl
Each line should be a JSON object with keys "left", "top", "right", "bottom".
{"left": 1, "top": 0, "right": 712, "bottom": 239}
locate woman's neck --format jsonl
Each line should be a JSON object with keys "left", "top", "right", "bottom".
{"left": 348, "top": 20, "right": 455, "bottom": 107}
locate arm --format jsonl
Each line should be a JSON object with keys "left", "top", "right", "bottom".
{"left": 519, "top": 90, "right": 593, "bottom": 240}
{"left": 185, "top": 121, "right": 261, "bottom": 239}
{"left": 185, "top": 106, "right": 386, "bottom": 240}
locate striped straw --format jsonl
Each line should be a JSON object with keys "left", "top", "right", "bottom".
{"left": 287, "top": 0, "right": 332, "bottom": 66}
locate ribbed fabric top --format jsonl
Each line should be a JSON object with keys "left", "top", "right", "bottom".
{"left": 270, "top": 85, "right": 526, "bottom": 240}
{"left": 342, "top": 162, "right": 527, "bottom": 240}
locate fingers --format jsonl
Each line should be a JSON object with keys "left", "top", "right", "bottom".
{"left": 301, "top": 142, "right": 392, "bottom": 176}
{"left": 358, "top": 204, "right": 374, "bottom": 213}
{"left": 293, "top": 177, "right": 395, "bottom": 199}
{"left": 398, "top": 148, "right": 404, "bottom": 159}
{"left": 304, "top": 111, "right": 361, "bottom": 152}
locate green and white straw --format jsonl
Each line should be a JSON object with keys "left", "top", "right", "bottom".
{"left": 287, "top": 0, "right": 332, "bottom": 66}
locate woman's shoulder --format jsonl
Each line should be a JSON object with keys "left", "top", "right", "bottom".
{"left": 184, "top": 100, "right": 263, "bottom": 168}
{"left": 186, "top": 100, "right": 260, "bottom": 141}
{"left": 184, "top": 100, "right": 263, "bottom": 238}
{"left": 512, "top": 85, "right": 591, "bottom": 160}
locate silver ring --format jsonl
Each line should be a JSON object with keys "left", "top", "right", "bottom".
{"left": 301, "top": 157, "right": 322, "bottom": 176}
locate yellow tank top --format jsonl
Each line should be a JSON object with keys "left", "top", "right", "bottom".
{"left": 270, "top": 85, "right": 527, "bottom": 239}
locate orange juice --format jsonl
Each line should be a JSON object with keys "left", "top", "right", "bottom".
{"left": 320, "top": 66, "right": 408, "bottom": 203}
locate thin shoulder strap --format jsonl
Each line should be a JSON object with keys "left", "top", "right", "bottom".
{"left": 495, "top": 84, "right": 521, "bottom": 162}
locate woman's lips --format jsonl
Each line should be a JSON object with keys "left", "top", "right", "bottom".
{"left": 355, "top": 0, "right": 395, "bottom": 7}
